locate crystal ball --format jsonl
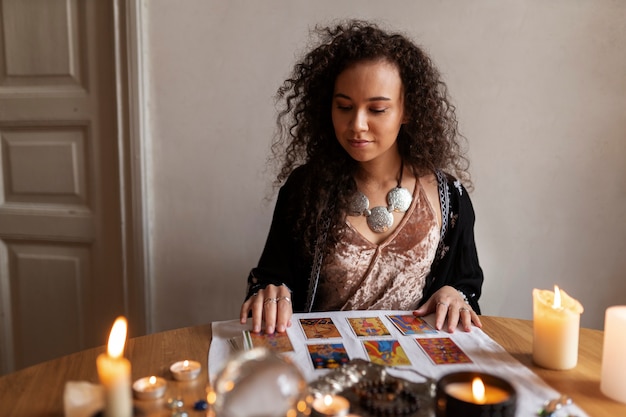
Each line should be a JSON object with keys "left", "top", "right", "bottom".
{"left": 213, "top": 347, "right": 307, "bottom": 417}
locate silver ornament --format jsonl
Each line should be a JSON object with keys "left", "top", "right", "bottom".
{"left": 367, "top": 206, "right": 394, "bottom": 233}
{"left": 387, "top": 187, "right": 413, "bottom": 212}
{"left": 347, "top": 161, "right": 413, "bottom": 234}
{"left": 349, "top": 192, "right": 369, "bottom": 215}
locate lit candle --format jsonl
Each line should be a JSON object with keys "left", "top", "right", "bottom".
{"left": 435, "top": 372, "right": 516, "bottom": 417}
{"left": 600, "top": 306, "right": 626, "bottom": 403}
{"left": 170, "top": 359, "right": 201, "bottom": 381}
{"left": 312, "top": 394, "right": 350, "bottom": 417}
{"left": 96, "top": 317, "right": 132, "bottom": 417}
{"left": 533, "top": 285, "right": 584, "bottom": 370}
{"left": 445, "top": 377, "right": 511, "bottom": 404}
{"left": 132, "top": 375, "right": 167, "bottom": 400}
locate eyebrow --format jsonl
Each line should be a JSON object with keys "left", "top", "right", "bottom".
{"left": 334, "top": 93, "right": 391, "bottom": 102}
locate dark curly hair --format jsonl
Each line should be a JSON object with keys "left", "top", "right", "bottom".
{"left": 271, "top": 19, "right": 470, "bottom": 260}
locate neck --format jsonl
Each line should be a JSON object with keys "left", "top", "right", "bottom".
{"left": 355, "top": 154, "right": 403, "bottom": 188}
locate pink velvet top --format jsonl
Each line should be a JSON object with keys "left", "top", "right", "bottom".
{"left": 315, "top": 180, "right": 440, "bottom": 311}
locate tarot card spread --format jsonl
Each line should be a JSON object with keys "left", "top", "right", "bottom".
{"left": 386, "top": 314, "right": 437, "bottom": 335}
{"left": 299, "top": 317, "right": 342, "bottom": 339}
{"left": 416, "top": 337, "right": 473, "bottom": 365}
{"left": 307, "top": 343, "right": 350, "bottom": 369}
{"left": 362, "top": 339, "right": 411, "bottom": 367}
{"left": 243, "top": 330, "right": 294, "bottom": 353}
{"left": 347, "top": 317, "right": 391, "bottom": 337}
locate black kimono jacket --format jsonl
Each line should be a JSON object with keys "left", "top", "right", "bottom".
{"left": 246, "top": 166, "right": 483, "bottom": 313}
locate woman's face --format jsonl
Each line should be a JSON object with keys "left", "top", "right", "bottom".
{"left": 331, "top": 59, "right": 405, "bottom": 166}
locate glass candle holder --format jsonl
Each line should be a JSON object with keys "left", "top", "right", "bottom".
{"left": 435, "top": 372, "right": 516, "bottom": 417}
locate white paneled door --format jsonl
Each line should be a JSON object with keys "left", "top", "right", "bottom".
{"left": 0, "top": 0, "right": 145, "bottom": 374}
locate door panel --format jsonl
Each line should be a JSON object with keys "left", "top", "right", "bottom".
{"left": 7, "top": 242, "right": 91, "bottom": 367}
{"left": 0, "top": 0, "right": 129, "bottom": 373}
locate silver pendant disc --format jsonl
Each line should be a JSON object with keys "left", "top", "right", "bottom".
{"left": 349, "top": 192, "right": 369, "bottom": 216}
{"left": 367, "top": 207, "right": 394, "bottom": 233}
{"left": 387, "top": 187, "right": 412, "bottom": 212}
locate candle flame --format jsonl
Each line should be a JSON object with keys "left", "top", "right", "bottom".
{"left": 553, "top": 285, "right": 561, "bottom": 309}
{"left": 183, "top": 360, "right": 189, "bottom": 368}
{"left": 472, "top": 377, "right": 486, "bottom": 404}
{"left": 206, "top": 388, "right": 217, "bottom": 405}
{"left": 106, "top": 316, "right": 127, "bottom": 358}
{"left": 323, "top": 394, "right": 333, "bottom": 406}
{"left": 149, "top": 376, "right": 156, "bottom": 385}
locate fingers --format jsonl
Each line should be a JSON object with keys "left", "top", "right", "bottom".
{"left": 442, "top": 305, "right": 478, "bottom": 332}
{"left": 275, "top": 296, "right": 293, "bottom": 333}
{"left": 415, "top": 286, "right": 479, "bottom": 333}
{"left": 239, "top": 284, "right": 293, "bottom": 334}
{"left": 263, "top": 291, "right": 293, "bottom": 334}
{"left": 262, "top": 296, "right": 279, "bottom": 333}
{"left": 434, "top": 301, "right": 449, "bottom": 330}
{"left": 470, "top": 309, "right": 482, "bottom": 329}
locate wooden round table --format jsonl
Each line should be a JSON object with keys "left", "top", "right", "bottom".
{"left": 0, "top": 316, "right": 623, "bottom": 416}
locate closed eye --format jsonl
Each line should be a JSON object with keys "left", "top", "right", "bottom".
{"left": 370, "top": 108, "right": 388, "bottom": 114}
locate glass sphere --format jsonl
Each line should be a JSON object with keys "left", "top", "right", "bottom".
{"left": 213, "top": 347, "right": 307, "bottom": 417}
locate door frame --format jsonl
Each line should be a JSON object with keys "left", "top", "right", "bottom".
{"left": 115, "top": 0, "right": 152, "bottom": 337}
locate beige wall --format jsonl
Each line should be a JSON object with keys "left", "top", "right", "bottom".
{"left": 143, "top": 0, "right": 626, "bottom": 331}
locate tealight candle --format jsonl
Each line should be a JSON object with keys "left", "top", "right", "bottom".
{"left": 445, "top": 378, "right": 510, "bottom": 404}
{"left": 533, "top": 285, "right": 584, "bottom": 370}
{"left": 312, "top": 394, "right": 350, "bottom": 417}
{"left": 96, "top": 317, "right": 132, "bottom": 417}
{"left": 170, "top": 360, "right": 201, "bottom": 381}
{"left": 132, "top": 376, "right": 167, "bottom": 400}
{"left": 436, "top": 372, "right": 516, "bottom": 417}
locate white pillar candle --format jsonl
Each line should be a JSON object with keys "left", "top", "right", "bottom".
{"left": 532, "top": 286, "right": 584, "bottom": 370}
{"left": 600, "top": 306, "right": 626, "bottom": 403}
{"left": 97, "top": 317, "right": 133, "bottom": 417}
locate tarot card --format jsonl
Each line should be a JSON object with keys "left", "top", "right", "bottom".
{"left": 299, "top": 317, "right": 342, "bottom": 339}
{"left": 362, "top": 339, "right": 411, "bottom": 366}
{"left": 306, "top": 343, "right": 350, "bottom": 369}
{"left": 347, "top": 317, "right": 391, "bottom": 337}
{"left": 243, "top": 330, "right": 294, "bottom": 353}
{"left": 416, "top": 337, "right": 472, "bottom": 365}
{"left": 386, "top": 314, "right": 437, "bottom": 335}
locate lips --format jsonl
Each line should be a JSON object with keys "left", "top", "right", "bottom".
{"left": 347, "top": 139, "right": 371, "bottom": 147}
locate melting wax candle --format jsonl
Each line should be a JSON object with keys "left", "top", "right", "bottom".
{"left": 96, "top": 317, "right": 132, "bottom": 417}
{"left": 533, "top": 285, "right": 584, "bottom": 370}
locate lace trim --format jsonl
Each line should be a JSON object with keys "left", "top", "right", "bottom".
{"left": 435, "top": 170, "right": 450, "bottom": 260}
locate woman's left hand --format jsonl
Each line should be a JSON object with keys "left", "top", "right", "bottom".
{"left": 413, "top": 285, "right": 482, "bottom": 332}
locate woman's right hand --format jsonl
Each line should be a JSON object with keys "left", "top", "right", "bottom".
{"left": 239, "top": 284, "right": 293, "bottom": 334}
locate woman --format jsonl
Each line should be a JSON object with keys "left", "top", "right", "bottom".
{"left": 240, "top": 20, "right": 483, "bottom": 335}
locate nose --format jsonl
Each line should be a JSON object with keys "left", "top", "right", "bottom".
{"left": 350, "top": 109, "right": 368, "bottom": 132}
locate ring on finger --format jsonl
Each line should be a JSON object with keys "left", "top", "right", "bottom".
{"left": 277, "top": 296, "right": 291, "bottom": 303}
{"left": 436, "top": 302, "right": 448, "bottom": 308}
{"left": 459, "top": 307, "right": 470, "bottom": 313}
{"left": 263, "top": 297, "right": 278, "bottom": 305}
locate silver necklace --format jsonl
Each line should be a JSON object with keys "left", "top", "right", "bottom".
{"left": 348, "top": 162, "right": 413, "bottom": 233}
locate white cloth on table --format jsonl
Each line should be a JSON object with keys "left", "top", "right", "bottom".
{"left": 209, "top": 310, "right": 589, "bottom": 417}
